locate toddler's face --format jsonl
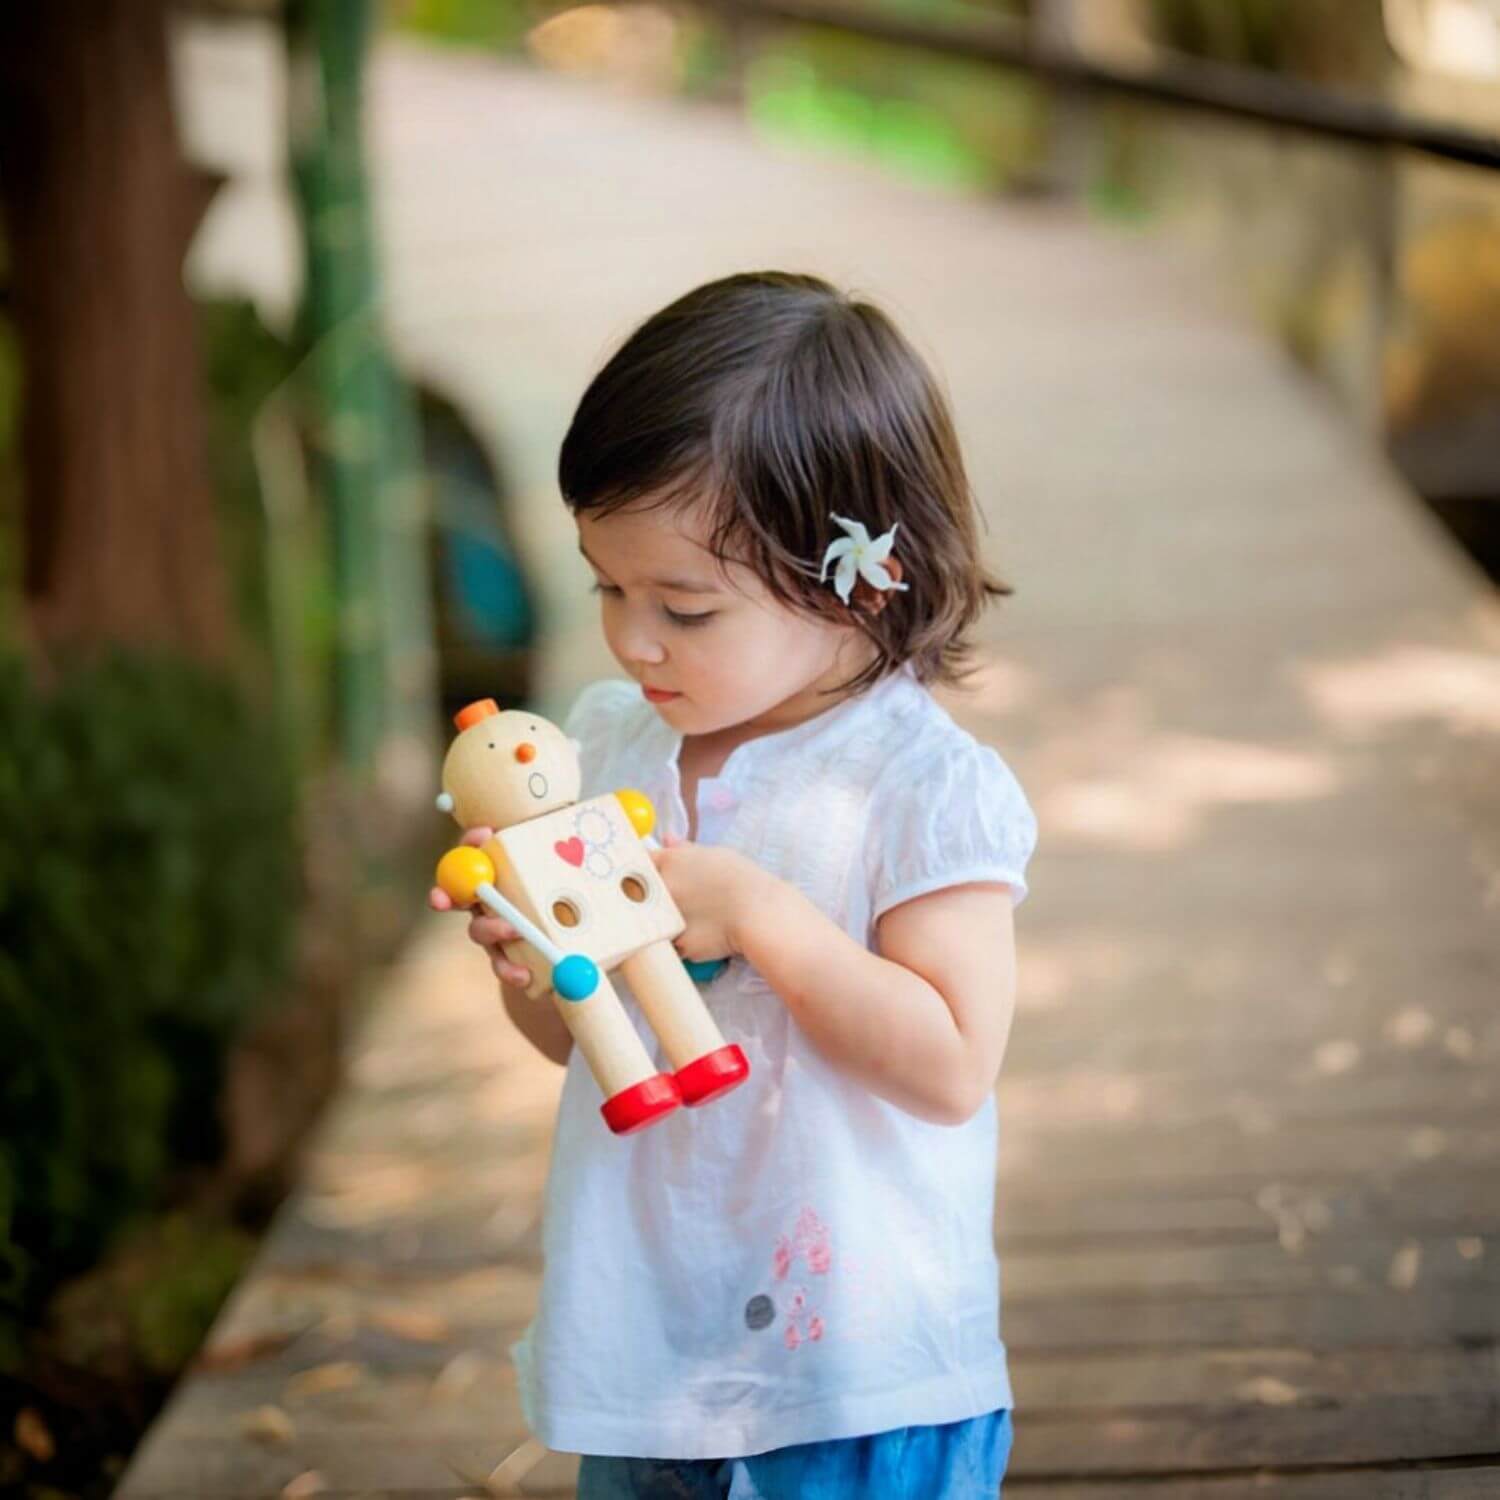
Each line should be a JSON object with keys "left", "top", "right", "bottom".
{"left": 577, "top": 502, "right": 864, "bottom": 738}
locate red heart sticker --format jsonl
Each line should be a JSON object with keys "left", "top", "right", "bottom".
{"left": 554, "top": 837, "right": 585, "bottom": 867}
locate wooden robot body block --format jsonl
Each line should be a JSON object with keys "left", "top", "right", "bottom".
{"left": 486, "top": 794, "right": 685, "bottom": 998}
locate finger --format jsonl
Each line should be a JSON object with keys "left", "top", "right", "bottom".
{"left": 429, "top": 886, "right": 454, "bottom": 912}
{"left": 468, "top": 913, "right": 520, "bottom": 948}
{"left": 492, "top": 956, "right": 532, "bottom": 987}
{"left": 460, "top": 825, "right": 496, "bottom": 848}
{"left": 662, "top": 831, "right": 685, "bottom": 848}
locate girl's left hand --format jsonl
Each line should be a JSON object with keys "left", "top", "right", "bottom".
{"left": 647, "top": 835, "right": 770, "bottom": 963}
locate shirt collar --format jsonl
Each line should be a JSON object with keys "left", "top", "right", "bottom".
{"left": 649, "top": 664, "right": 918, "bottom": 786}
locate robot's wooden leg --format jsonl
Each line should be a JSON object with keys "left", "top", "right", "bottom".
{"left": 553, "top": 966, "right": 682, "bottom": 1134}
{"left": 618, "top": 939, "right": 750, "bottom": 1107}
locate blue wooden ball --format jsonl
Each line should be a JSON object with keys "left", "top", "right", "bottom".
{"left": 553, "top": 953, "right": 600, "bottom": 1001}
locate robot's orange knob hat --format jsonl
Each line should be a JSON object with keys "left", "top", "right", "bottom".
{"left": 453, "top": 698, "right": 501, "bottom": 731}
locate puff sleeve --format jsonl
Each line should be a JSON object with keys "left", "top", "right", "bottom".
{"left": 866, "top": 735, "right": 1038, "bottom": 922}
{"left": 562, "top": 678, "right": 639, "bottom": 799}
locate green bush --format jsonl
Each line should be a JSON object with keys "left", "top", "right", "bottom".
{"left": 0, "top": 649, "right": 300, "bottom": 1367}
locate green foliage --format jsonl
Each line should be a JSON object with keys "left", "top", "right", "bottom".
{"left": 1086, "top": 102, "right": 1165, "bottom": 224}
{"left": 0, "top": 650, "right": 300, "bottom": 1362}
{"left": 124, "top": 1212, "right": 257, "bottom": 1377}
{"left": 746, "top": 28, "right": 1045, "bottom": 193}
{"left": 396, "top": 0, "right": 555, "bottom": 55}
{"left": 394, "top": 0, "right": 1044, "bottom": 194}
{"left": 195, "top": 295, "right": 339, "bottom": 770}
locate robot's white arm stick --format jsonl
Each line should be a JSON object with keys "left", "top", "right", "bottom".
{"left": 466, "top": 875, "right": 600, "bottom": 1002}
{"left": 473, "top": 881, "right": 567, "bottom": 967}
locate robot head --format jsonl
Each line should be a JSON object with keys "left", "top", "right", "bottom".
{"left": 439, "top": 699, "right": 581, "bottom": 830}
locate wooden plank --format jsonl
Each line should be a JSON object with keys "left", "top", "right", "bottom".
{"left": 1001, "top": 1285, "right": 1500, "bottom": 1353}
{"left": 114, "top": 1432, "right": 528, "bottom": 1496}
{"left": 114, "top": 1467, "right": 1500, "bottom": 1500}
{"left": 997, "top": 1064, "right": 1496, "bottom": 1134}
{"left": 1010, "top": 1392, "right": 1500, "bottom": 1475}
{"left": 1002, "top": 1231, "right": 1498, "bottom": 1299}
{"left": 1003, "top": 1468, "right": 1500, "bottom": 1499}
{"left": 114, "top": 1464, "right": 1500, "bottom": 1500}
{"left": 249, "top": 1217, "right": 537, "bottom": 1278}
{"left": 132, "top": 1362, "right": 532, "bottom": 1442}
{"left": 1001, "top": 977, "right": 1496, "bottom": 1076}
{"left": 1003, "top": 1025, "right": 1493, "bottom": 1077}
{"left": 996, "top": 1120, "right": 1500, "bottom": 1186}
{"left": 1014, "top": 1346, "right": 1500, "bottom": 1410}
{"left": 997, "top": 1168, "right": 1499, "bottom": 1247}
{"left": 1004, "top": 806, "right": 1492, "bottom": 910}
{"left": 198, "top": 1264, "right": 540, "bottom": 1346}
{"left": 118, "top": 1493, "right": 559, "bottom": 1500}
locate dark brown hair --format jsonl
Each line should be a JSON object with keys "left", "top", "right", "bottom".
{"left": 558, "top": 271, "right": 1012, "bottom": 696}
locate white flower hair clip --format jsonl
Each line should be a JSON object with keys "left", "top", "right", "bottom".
{"left": 819, "top": 513, "right": 910, "bottom": 605}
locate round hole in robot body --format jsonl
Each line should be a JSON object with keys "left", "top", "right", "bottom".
{"left": 621, "top": 873, "right": 651, "bottom": 903}
{"left": 551, "top": 896, "right": 583, "bottom": 928}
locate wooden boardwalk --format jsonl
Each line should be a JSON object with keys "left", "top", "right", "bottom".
{"left": 119, "top": 28, "right": 1500, "bottom": 1498}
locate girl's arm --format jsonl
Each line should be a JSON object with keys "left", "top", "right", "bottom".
{"left": 736, "top": 875, "right": 1017, "bottom": 1126}
{"left": 500, "top": 976, "right": 575, "bottom": 1068}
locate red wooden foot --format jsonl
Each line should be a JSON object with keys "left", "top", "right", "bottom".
{"left": 674, "top": 1044, "right": 750, "bottom": 1106}
{"left": 600, "top": 1073, "right": 682, "bottom": 1134}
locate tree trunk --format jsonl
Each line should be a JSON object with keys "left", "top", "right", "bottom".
{"left": 0, "top": 0, "right": 232, "bottom": 666}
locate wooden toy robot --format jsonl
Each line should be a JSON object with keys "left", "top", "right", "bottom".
{"left": 433, "top": 698, "right": 750, "bottom": 1134}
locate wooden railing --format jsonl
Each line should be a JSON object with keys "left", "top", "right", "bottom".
{"left": 707, "top": 0, "right": 1500, "bottom": 172}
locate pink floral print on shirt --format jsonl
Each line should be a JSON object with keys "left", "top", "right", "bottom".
{"left": 774, "top": 1206, "right": 833, "bottom": 1279}
{"left": 743, "top": 1206, "right": 834, "bottom": 1349}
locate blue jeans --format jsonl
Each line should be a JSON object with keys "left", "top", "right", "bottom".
{"left": 576, "top": 1408, "right": 1012, "bottom": 1498}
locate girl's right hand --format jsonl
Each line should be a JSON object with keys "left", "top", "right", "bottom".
{"left": 428, "top": 825, "right": 533, "bottom": 989}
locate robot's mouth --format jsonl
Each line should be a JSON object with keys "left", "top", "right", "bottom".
{"left": 528, "top": 772, "right": 549, "bottom": 799}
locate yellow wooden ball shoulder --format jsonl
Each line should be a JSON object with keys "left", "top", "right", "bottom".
{"left": 435, "top": 845, "right": 496, "bottom": 908}
{"left": 613, "top": 787, "right": 655, "bottom": 838}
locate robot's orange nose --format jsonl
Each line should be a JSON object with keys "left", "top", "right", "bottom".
{"left": 515, "top": 742, "right": 537, "bottom": 763}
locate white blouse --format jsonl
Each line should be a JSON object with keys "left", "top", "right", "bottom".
{"left": 510, "top": 664, "right": 1038, "bottom": 1459}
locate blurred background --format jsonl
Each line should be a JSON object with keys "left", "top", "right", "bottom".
{"left": 1, "top": 1, "right": 1498, "bottom": 1495}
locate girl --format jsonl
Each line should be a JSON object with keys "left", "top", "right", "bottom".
{"left": 432, "top": 271, "right": 1037, "bottom": 1498}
